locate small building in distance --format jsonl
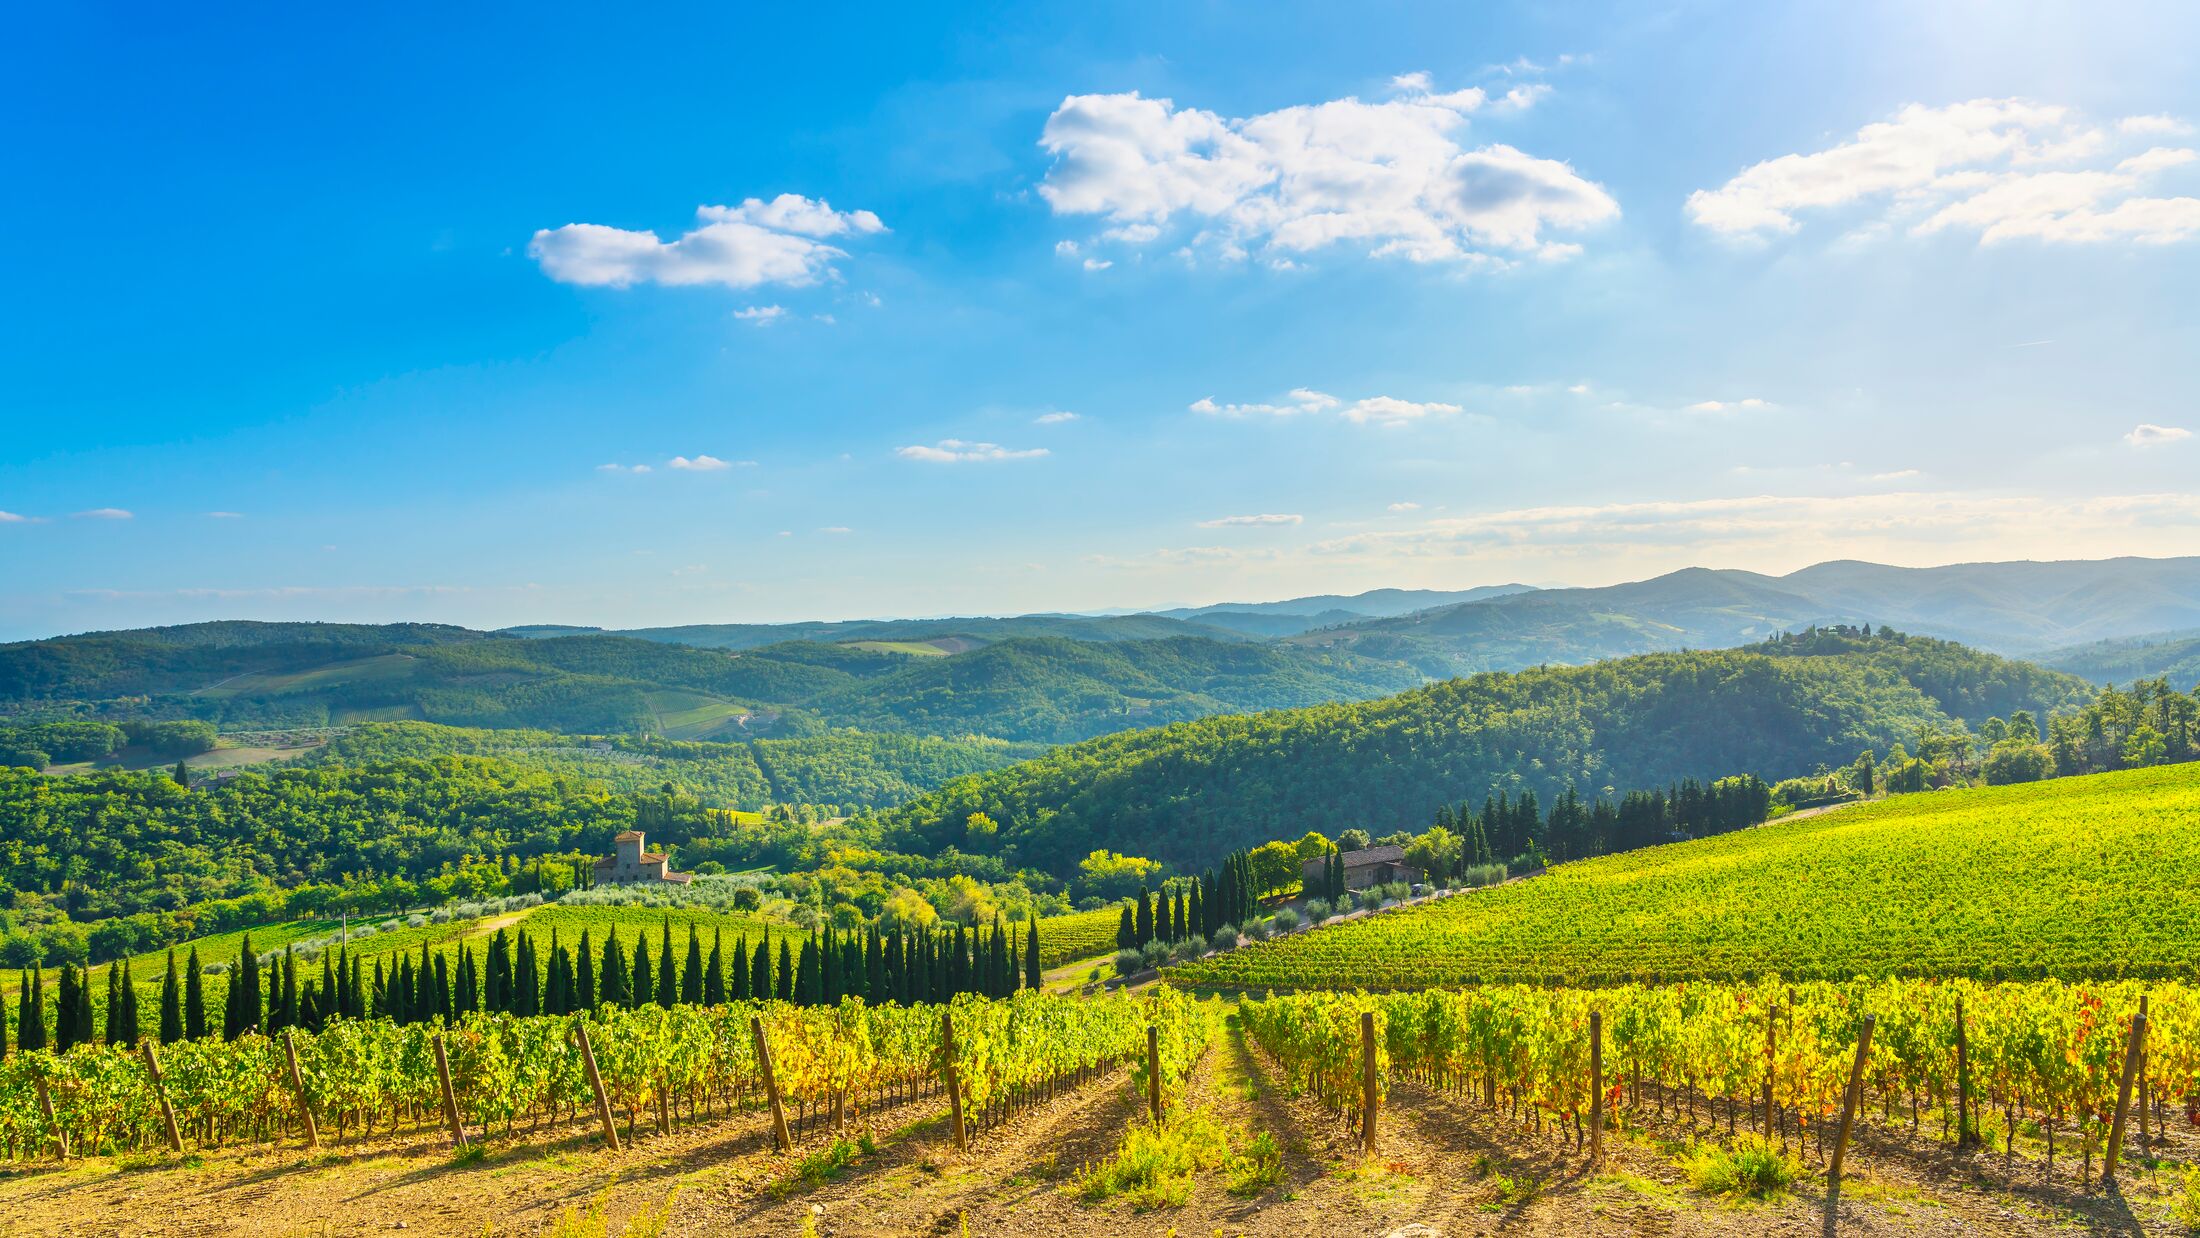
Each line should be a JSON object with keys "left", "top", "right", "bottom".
{"left": 1301, "top": 844, "right": 1424, "bottom": 892}
{"left": 594, "top": 829, "right": 693, "bottom": 886}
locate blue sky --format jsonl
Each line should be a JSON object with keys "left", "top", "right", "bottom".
{"left": 5, "top": 0, "right": 2199, "bottom": 640}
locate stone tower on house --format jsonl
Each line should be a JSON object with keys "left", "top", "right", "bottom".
{"left": 593, "top": 829, "right": 692, "bottom": 886}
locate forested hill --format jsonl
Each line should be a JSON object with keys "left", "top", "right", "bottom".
{"left": 878, "top": 631, "right": 2094, "bottom": 872}
{"left": 0, "top": 622, "right": 1419, "bottom": 746}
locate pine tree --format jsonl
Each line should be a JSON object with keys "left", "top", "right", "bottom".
{"left": 160, "top": 950, "right": 183, "bottom": 1044}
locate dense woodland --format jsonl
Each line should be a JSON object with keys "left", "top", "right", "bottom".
{"left": 877, "top": 630, "right": 2092, "bottom": 871}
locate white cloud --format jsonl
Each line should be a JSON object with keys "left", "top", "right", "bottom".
{"left": 1190, "top": 389, "right": 1337, "bottom": 417}
{"left": 818, "top": 526, "right": 853, "bottom": 534}
{"left": 895, "top": 439, "right": 1050, "bottom": 463}
{"left": 1194, "top": 388, "right": 1460, "bottom": 426}
{"left": 1870, "top": 469, "right": 1922, "bottom": 482}
{"left": 1198, "top": 513, "right": 1304, "bottom": 528}
{"left": 598, "top": 462, "right": 653, "bottom": 475}
{"left": 1388, "top": 501, "right": 1422, "bottom": 512}
{"left": 530, "top": 194, "right": 886, "bottom": 290}
{"left": 2127, "top": 423, "right": 2192, "bottom": 447}
{"left": 73, "top": 508, "right": 132, "bottom": 520}
{"left": 1038, "top": 76, "right": 1616, "bottom": 267}
{"left": 1054, "top": 239, "right": 1081, "bottom": 256}
{"left": 1082, "top": 257, "right": 1113, "bottom": 271}
{"left": 734, "top": 305, "right": 787, "bottom": 324}
{"left": 1034, "top": 411, "right": 1080, "bottom": 425}
{"left": 1684, "top": 397, "right": 1777, "bottom": 414}
{"left": 0, "top": 511, "right": 27, "bottom": 523}
{"left": 2120, "top": 114, "right": 2194, "bottom": 136}
{"left": 1688, "top": 99, "right": 2200, "bottom": 247}
{"left": 668, "top": 455, "right": 735, "bottom": 471}
{"left": 205, "top": 511, "right": 243, "bottom": 518}
{"left": 1342, "top": 396, "right": 1463, "bottom": 425}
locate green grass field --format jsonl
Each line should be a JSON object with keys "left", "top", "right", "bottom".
{"left": 1170, "top": 760, "right": 2200, "bottom": 990}
{"left": 642, "top": 688, "right": 749, "bottom": 739}
{"left": 842, "top": 639, "right": 955, "bottom": 657}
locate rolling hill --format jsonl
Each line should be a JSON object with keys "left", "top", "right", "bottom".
{"left": 878, "top": 630, "right": 2094, "bottom": 873}
{"left": 0, "top": 621, "right": 1421, "bottom": 745}
{"left": 2039, "top": 628, "right": 2200, "bottom": 691}
{"left": 1169, "top": 759, "right": 2200, "bottom": 988}
{"left": 1292, "top": 556, "right": 2200, "bottom": 676}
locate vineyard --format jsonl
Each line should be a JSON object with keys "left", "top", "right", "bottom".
{"left": 1173, "top": 761, "right": 2200, "bottom": 989}
{"left": 1034, "top": 902, "right": 1129, "bottom": 969}
{"left": 1244, "top": 978, "right": 2194, "bottom": 1186}
{"left": 0, "top": 989, "right": 1218, "bottom": 1163}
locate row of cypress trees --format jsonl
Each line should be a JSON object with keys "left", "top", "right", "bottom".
{"left": 3, "top": 912, "right": 1052, "bottom": 1049}
{"left": 1116, "top": 849, "right": 1260, "bottom": 950}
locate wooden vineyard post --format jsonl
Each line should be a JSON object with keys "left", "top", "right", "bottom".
{"left": 2103, "top": 995, "right": 2149, "bottom": 1187}
{"left": 432, "top": 1034, "right": 469, "bottom": 1150}
{"left": 940, "top": 1010, "right": 968, "bottom": 1153}
{"left": 1829, "top": 1015, "right": 1876, "bottom": 1186}
{"left": 34, "top": 1078, "right": 67, "bottom": 1159}
{"left": 143, "top": 1039, "right": 187, "bottom": 1153}
{"left": 1953, "top": 994, "right": 1972, "bottom": 1148}
{"left": 575, "top": 1022, "right": 622, "bottom": 1153}
{"left": 1360, "top": 1009, "right": 1379, "bottom": 1156}
{"left": 1588, "top": 1010, "right": 1605, "bottom": 1166}
{"left": 1146, "top": 1026, "right": 1162, "bottom": 1124}
{"left": 752, "top": 1015, "right": 792, "bottom": 1154}
{"left": 280, "top": 1031, "right": 318, "bottom": 1150}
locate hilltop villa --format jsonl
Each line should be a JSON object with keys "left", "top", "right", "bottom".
{"left": 593, "top": 829, "right": 692, "bottom": 886}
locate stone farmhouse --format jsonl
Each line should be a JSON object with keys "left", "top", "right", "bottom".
{"left": 593, "top": 829, "right": 693, "bottom": 886}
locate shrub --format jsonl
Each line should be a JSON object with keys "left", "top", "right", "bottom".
{"left": 1211, "top": 926, "right": 1239, "bottom": 951}
{"left": 1172, "top": 934, "right": 1207, "bottom": 961}
{"left": 1684, "top": 1135, "right": 1800, "bottom": 1199}
{"left": 1139, "top": 940, "right": 1171, "bottom": 970}
{"left": 1226, "top": 1130, "right": 1285, "bottom": 1198}
{"left": 1077, "top": 1112, "right": 1230, "bottom": 1209}
{"left": 1242, "top": 920, "right": 1270, "bottom": 942}
{"left": 1268, "top": 907, "right": 1300, "bottom": 933}
{"left": 1113, "top": 948, "right": 1143, "bottom": 975}
{"left": 2170, "top": 1163, "right": 2200, "bottom": 1231}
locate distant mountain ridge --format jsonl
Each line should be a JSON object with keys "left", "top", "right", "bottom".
{"left": 1292, "top": 557, "right": 2200, "bottom": 676}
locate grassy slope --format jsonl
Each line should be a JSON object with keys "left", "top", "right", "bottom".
{"left": 1171, "top": 760, "right": 2200, "bottom": 989}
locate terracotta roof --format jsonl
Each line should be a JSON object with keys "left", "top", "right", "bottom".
{"left": 613, "top": 830, "right": 644, "bottom": 842}
{"left": 1341, "top": 844, "right": 1408, "bottom": 866}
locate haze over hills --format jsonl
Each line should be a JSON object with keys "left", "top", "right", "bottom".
{"left": 1293, "top": 556, "right": 2200, "bottom": 677}
{"left": 2040, "top": 629, "right": 2200, "bottom": 691}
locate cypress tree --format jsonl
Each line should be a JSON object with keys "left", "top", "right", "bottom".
{"left": 600, "top": 933, "right": 630, "bottom": 1007}
{"left": 820, "top": 931, "right": 840, "bottom": 1004}
{"left": 775, "top": 939, "right": 794, "bottom": 1002}
{"left": 1025, "top": 917, "right": 1042, "bottom": 991}
{"left": 394, "top": 956, "right": 415, "bottom": 1024}
{"left": 705, "top": 930, "right": 725, "bottom": 1005}
{"left": 1189, "top": 884, "right": 1204, "bottom": 938}
{"left": 280, "top": 950, "right": 300, "bottom": 1032}
{"left": 239, "top": 937, "right": 262, "bottom": 1035}
{"left": 1116, "top": 905, "right": 1136, "bottom": 951}
{"left": 655, "top": 920, "right": 677, "bottom": 1009}
{"left": 184, "top": 949, "right": 205, "bottom": 1039}
{"left": 320, "top": 953, "right": 338, "bottom": 1022}
{"left": 750, "top": 934, "right": 771, "bottom": 1003}
{"left": 19, "top": 967, "right": 47, "bottom": 1052}
{"left": 545, "top": 937, "right": 569, "bottom": 1017}
{"left": 56, "top": 965, "right": 80, "bottom": 1052}
{"left": 865, "top": 930, "right": 885, "bottom": 1002}
{"left": 729, "top": 935, "right": 749, "bottom": 1001}
{"left": 454, "top": 945, "right": 478, "bottom": 1016}
{"left": 630, "top": 934, "right": 653, "bottom": 1010}
{"left": 72, "top": 965, "right": 96, "bottom": 1048}
{"left": 682, "top": 927, "right": 704, "bottom": 1006}
{"left": 576, "top": 932, "right": 596, "bottom": 1011}
{"left": 485, "top": 930, "right": 511, "bottom": 1013}
{"left": 103, "top": 963, "right": 123, "bottom": 1045}
{"left": 795, "top": 937, "right": 819, "bottom": 1006}
{"left": 433, "top": 954, "right": 453, "bottom": 1023}
{"left": 516, "top": 933, "right": 540, "bottom": 1017}
{"left": 300, "top": 982, "right": 323, "bottom": 1032}
{"left": 1134, "top": 891, "right": 1153, "bottom": 945}
{"left": 160, "top": 951, "right": 183, "bottom": 1044}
